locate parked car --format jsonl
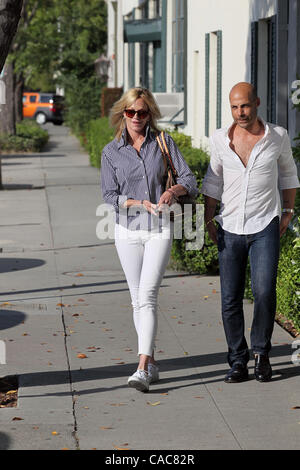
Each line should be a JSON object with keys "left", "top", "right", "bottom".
{"left": 23, "top": 92, "right": 64, "bottom": 125}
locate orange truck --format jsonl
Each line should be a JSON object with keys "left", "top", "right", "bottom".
{"left": 23, "top": 92, "right": 64, "bottom": 125}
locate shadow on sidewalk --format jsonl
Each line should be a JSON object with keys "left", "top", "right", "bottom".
{"left": 0, "top": 272, "right": 195, "bottom": 299}
{"left": 0, "top": 258, "right": 45, "bottom": 274}
{"left": 0, "top": 310, "right": 26, "bottom": 330}
{"left": 17, "top": 344, "right": 299, "bottom": 398}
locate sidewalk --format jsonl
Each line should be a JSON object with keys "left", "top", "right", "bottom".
{"left": 0, "top": 124, "right": 299, "bottom": 451}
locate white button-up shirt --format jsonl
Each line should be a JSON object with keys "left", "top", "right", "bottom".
{"left": 201, "top": 119, "right": 300, "bottom": 235}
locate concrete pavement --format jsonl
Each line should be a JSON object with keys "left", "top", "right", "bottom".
{"left": 0, "top": 124, "right": 299, "bottom": 451}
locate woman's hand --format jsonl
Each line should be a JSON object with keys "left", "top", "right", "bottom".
{"left": 157, "top": 189, "right": 176, "bottom": 208}
{"left": 142, "top": 199, "right": 159, "bottom": 215}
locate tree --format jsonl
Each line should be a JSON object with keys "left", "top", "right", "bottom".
{"left": 0, "top": 0, "right": 23, "bottom": 72}
{"left": 0, "top": 0, "right": 107, "bottom": 136}
{"left": 0, "top": 0, "right": 23, "bottom": 135}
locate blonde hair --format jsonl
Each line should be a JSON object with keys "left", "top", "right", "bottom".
{"left": 110, "top": 87, "right": 162, "bottom": 140}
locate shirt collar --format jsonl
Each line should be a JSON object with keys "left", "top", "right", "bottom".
{"left": 117, "top": 124, "right": 153, "bottom": 149}
{"left": 225, "top": 117, "right": 270, "bottom": 140}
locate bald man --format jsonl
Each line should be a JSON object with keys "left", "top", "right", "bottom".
{"left": 201, "top": 82, "right": 299, "bottom": 383}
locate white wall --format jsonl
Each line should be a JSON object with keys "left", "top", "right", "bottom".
{"left": 107, "top": 0, "right": 139, "bottom": 88}
{"left": 107, "top": 0, "right": 283, "bottom": 147}
{"left": 185, "top": 0, "right": 252, "bottom": 147}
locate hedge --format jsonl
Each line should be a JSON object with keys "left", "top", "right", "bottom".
{"left": 0, "top": 120, "right": 49, "bottom": 153}
{"left": 83, "top": 117, "right": 300, "bottom": 334}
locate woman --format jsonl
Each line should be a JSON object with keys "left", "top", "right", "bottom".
{"left": 101, "top": 87, "right": 198, "bottom": 392}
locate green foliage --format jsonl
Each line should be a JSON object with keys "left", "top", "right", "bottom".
{"left": 0, "top": 120, "right": 48, "bottom": 152}
{"left": 63, "top": 75, "right": 103, "bottom": 136}
{"left": 82, "top": 117, "right": 114, "bottom": 168}
{"left": 292, "top": 134, "right": 300, "bottom": 162}
{"left": 276, "top": 221, "right": 300, "bottom": 331}
{"left": 53, "top": 0, "right": 107, "bottom": 134}
{"left": 9, "top": 0, "right": 107, "bottom": 134}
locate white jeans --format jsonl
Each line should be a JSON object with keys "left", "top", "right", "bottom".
{"left": 115, "top": 223, "right": 173, "bottom": 356}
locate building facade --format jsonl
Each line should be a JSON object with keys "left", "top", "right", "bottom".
{"left": 106, "top": 0, "right": 300, "bottom": 147}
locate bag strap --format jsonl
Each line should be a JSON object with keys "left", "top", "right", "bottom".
{"left": 156, "top": 131, "right": 178, "bottom": 177}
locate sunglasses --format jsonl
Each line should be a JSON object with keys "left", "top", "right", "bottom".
{"left": 124, "top": 109, "right": 149, "bottom": 119}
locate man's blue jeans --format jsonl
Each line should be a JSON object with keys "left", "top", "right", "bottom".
{"left": 218, "top": 217, "right": 280, "bottom": 366}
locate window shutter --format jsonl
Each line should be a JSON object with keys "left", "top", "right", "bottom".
{"left": 268, "top": 15, "right": 277, "bottom": 123}
{"left": 216, "top": 30, "right": 222, "bottom": 129}
{"left": 251, "top": 21, "right": 258, "bottom": 90}
{"left": 205, "top": 33, "right": 210, "bottom": 137}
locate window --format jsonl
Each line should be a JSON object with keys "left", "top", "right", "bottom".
{"left": 29, "top": 95, "right": 37, "bottom": 103}
{"left": 205, "top": 30, "right": 222, "bottom": 137}
{"left": 251, "top": 16, "right": 277, "bottom": 123}
{"left": 153, "top": 0, "right": 162, "bottom": 18}
{"left": 40, "top": 95, "right": 51, "bottom": 103}
{"left": 172, "top": 0, "right": 186, "bottom": 93}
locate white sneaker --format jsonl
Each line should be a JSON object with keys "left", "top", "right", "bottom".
{"left": 148, "top": 363, "right": 159, "bottom": 383}
{"left": 127, "top": 369, "right": 150, "bottom": 392}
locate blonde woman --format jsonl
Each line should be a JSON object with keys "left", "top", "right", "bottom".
{"left": 101, "top": 87, "right": 198, "bottom": 392}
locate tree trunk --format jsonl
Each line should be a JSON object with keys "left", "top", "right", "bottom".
{"left": 0, "top": 0, "right": 23, "bottom": 73}
{"left": 0, "top": 60, "right": 15, "bottom": 134}
{"left": 14, "top": 71, "right": 23, "bottom": 122}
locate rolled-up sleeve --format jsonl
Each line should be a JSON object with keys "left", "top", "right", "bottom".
{"left": 201, "top": 136, "right": 223, "bottom": 201}
{"left": 165, "top": 134, "right": 199, "bottom": 198}
{"left": 101, "top": 151, "right": 127, "bottom": 211}
{"left": 278, "top": 131, "right": 300, "bottom": 190}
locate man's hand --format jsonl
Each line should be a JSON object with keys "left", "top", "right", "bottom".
{"left": 280, "top": 212, "right": 293, "bottom": 237}
{"left": 206, "top": 220, "right": 218, "bottom": 245}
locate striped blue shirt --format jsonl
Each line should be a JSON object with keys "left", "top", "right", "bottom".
{"left": 101, "top": 126, "right": 198, "bottom": 229}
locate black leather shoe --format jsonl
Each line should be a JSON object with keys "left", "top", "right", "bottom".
{"left": 254, "top": 354, "right": 272, "bottom": 382}
{"left": 224, "top": 363, "right": 249, "bottom": 383}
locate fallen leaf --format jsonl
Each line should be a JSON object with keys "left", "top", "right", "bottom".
{"left": 291, "top": 406, "right": 300, "bottom": 409}
{"left": 113, "top": 445, "right": 130, "bottom": 451}
{"left": 147, "top": 401, "right": 161, "bottom": 406}
{"left": 100, "top": 426, "right": 113, "bottom": 430}
{"left": 12, "top": 417, "right": 23, "bottom": 421}
{"left": 77, "top": 354, "right": 87, "bottom": 359}
{"left": 51, "top": 431, "right": 59, "bottom": 435}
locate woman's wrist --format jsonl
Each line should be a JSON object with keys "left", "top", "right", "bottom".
{"left": 166, "top": 188, "right": 178, "bottom": 200}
